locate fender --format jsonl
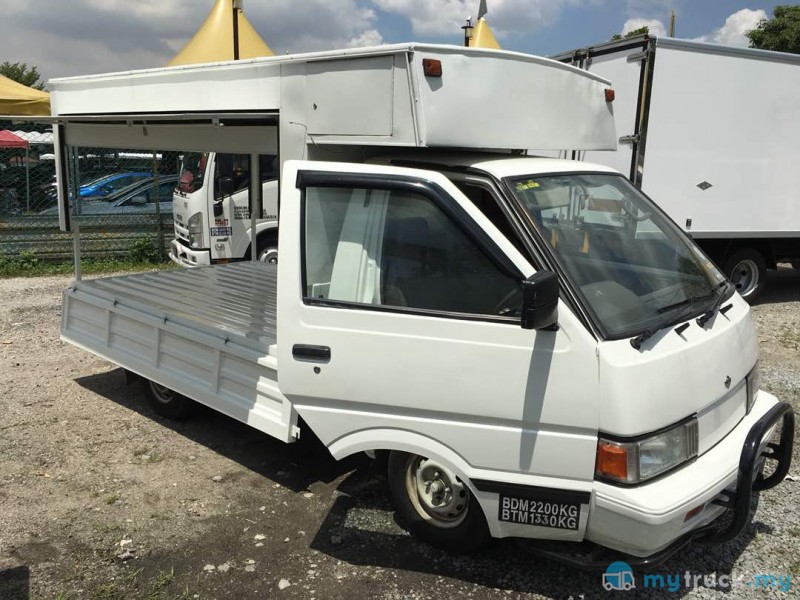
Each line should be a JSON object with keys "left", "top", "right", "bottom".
{"left": 326, "top": 427, "right": 592, "bottom": 540}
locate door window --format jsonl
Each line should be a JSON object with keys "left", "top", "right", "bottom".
{"left": 304, "top": 186, "right": 523, "bottom": 318}
{"left": 214, "top": 154, "right": 279, "bottom": 199}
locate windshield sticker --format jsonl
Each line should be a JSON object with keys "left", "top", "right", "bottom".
{"left": 516, "top": 180, "right": 541, "bottom": 191}
{"left": 587, "top": 197, "right": 623, "bottom": 213}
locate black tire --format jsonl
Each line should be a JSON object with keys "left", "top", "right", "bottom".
{"left": 723, "top": 248, "right": 766, "bottom": 304}
{"left": 255, "top": 231, "right": 278, "bottom": 264}
{"left": 387, "top": 451, "right": 490, "bottom": 553}
{"left": 142, "top": 379, "right": 194, "bottom": 420}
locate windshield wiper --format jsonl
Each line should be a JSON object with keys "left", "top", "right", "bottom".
{"left": 632, "top": 282, "right": 729, "bottom": 350}
{"left": 696, "top": 281, "right": 733, "bottom": 327}
{"left": 656, "top": 291, "right": 716, "bottom": 314}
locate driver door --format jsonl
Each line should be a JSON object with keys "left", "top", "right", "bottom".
{"left": 276, "top": 161, "right": 600, "bottom": 537}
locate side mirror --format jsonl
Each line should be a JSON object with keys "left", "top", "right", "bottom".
{"left": 213, "top": 200, "right": 224, "bottom": 217}
{"left": 521, "top": 270, "right": 559, "bottom": 330}
{"left": 218, "top": 176, "right": 235, "bottom": 197}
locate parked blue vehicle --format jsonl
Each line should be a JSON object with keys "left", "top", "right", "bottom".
{"left": 79, "top": 172, "right": 152, "bottom": 198}
{"left": 40, "top": 176, "right": 178, "bottom": 215}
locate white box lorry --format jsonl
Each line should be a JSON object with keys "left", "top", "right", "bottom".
{"left": 46, "top": 43, "right": 793, "bottom": 565}
{"left": 551, "top": 35, "right": 800, "bottom": 302}
{"left": 169, "top": 151, "right": 280, "bottom": 266}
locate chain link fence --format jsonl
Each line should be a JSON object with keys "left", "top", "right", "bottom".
{"left": 0, "top": 130, "right": 180, "bottom": 263}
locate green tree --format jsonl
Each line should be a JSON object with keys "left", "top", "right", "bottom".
{"left": 0, "top": 61, "right": 45, "bottom": 90}
{"left": 611, "top": 26, "right": 649, "bottom": 41}
{"left": 747, "top": 5, "right": 800, "bottom": 54}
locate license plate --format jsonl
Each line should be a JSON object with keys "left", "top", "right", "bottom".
{"left": 498, "top": 494, "right": 582, "bottom": 530}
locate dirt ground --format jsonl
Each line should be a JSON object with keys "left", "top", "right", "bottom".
{"left": 1, "top": 268, "right": 799, "bottom": 599}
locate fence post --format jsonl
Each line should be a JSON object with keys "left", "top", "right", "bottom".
{"left": 152, "top": 152, "right": 164, "bottom": 261}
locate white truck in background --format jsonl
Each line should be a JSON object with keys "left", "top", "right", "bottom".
{"left": 46, "top": 43, "right": 793, "bottom": 565}
{"left": 170, "top": 152, "right": 280, "bottom": 266}
{"left": 551, "top": 35, "right": 800, "bottom": 301}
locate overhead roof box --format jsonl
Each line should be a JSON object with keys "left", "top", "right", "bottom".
{"left": 48, "top": 43, "right": 617, "bottom": 153}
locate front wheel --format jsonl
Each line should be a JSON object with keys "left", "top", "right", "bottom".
{"left": 255, "top": 231, "right": 278, "bottom": 265}
{"left": 142, "top": 379, "right": 194, "bottom": 420}
{"left": 723, "top": 248, "right": 766, "bottom": 303}
{"left": 387, "top": 451, "right": 489, "bottom": 552}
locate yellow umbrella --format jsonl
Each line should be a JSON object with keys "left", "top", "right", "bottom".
{"left": 0, "top": 74, "right": 51, "bottom": 116}
{"left": 167, "top": 0, "right": 274, "bottom": 67}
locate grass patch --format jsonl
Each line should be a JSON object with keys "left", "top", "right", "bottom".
{"left": 104, "top": 493, "right": 120, "bottom": 505}
{"left": 147, "top": 567, "right": 175, "bottom": 599}
{"left": 123, "top": 567, "right": 145, "bottom": 587}
{"left": 0, "top": 251, "right": 176, "bottom": 278}
{"left": 90, "top": 582, "right": 121, "bottom": 600}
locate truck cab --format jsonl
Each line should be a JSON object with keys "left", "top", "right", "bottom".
{"left": 170, "top": 152, "right": 279, "bottom": 266}
{"left": 275, "top": 155, "right": 792, "bottom": 558}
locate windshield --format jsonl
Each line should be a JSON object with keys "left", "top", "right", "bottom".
{"left": 508, "top": 172, "right": 726, "bottom": 338}
{"left": 177, "top": 152, "right": 209, "bottom": 194}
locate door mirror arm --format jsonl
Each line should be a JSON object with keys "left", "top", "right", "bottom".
{"left": 520, "top": 270, "right": 559, "bottom": 331}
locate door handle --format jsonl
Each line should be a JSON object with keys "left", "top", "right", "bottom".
{"left": 292, "top": 344, "right": 331, "bottom": 362}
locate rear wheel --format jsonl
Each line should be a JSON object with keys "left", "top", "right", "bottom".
{"left": 142, "top": 380, "right": 194, "bottom": 420}
{"left": 387, "top": 451, "right": 489, "bottom": 552}
{"left": 723, "top": 248, "right": 766, "bottom": 303}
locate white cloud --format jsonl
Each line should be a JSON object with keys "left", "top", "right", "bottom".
{"left": 621, "top": 18, "right": 667, "bottom": 37}
{"left": 372, "top": 0, "right": 577, "bottom": 38}
{"left": 694, "top": 9, "right": 766, "bottom": 47}
{"left": 346, "top": 29, "right": 385, "bottom": 48}
{"left": 0, "top": 0, "right": 384, "bottom": 80}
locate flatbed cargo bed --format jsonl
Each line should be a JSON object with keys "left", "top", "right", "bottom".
{"left": 61, "top": 262, "right": 297, "bottom": 442}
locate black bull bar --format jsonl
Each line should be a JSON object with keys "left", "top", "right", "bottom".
{"left": 523, "top": 401, "right": 794, "bottom": 569}
{"left": 698, "top": 401, "right": 795, "bottom": 544}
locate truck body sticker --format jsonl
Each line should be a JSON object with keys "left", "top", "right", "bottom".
{"left": 210, "top": 227, "right": 233, "bottom": 237}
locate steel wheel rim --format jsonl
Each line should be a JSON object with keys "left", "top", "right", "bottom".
{"left": 403, "top": 455, "right": 469, "bottom": 528}
{"left": 730, "top": 259, "right": 759, "bottom": 297}
{"left": 258, "top": 247, "right": 278, "bottom": 264}
{"left": 149, "top": 382, "right": 176, "bottom": 404}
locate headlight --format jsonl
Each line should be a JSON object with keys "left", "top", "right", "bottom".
{"left": 746, "top": 361, "right": 760, "bottom": 414}
{"left": 187, "top": 212, "right": 204, "bottom": 248}
{"left": 596, "top": 419, "right": 699, "bottom": 484}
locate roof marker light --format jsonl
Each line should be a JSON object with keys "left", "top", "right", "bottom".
{"left": 423, "top": 58, "right": 443, "bottom": 78}
{"left": 605, "top": 88, "right": 616, "bottom": 102}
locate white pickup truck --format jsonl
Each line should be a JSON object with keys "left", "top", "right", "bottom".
{"left": 48, "top": 43, "right": 793, "bottom": 565}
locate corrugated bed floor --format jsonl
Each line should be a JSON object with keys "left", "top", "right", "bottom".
{"left": 80, "top": 262, "right": 278, "bottom": 351}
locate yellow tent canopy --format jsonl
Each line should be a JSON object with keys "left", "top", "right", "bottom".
{"left": 167, "top": 0, "right": 274, "bottom": 67}
{"left": 469, "top": 19, "right": 501, "bottom": 50}
{"left": 468, "top": 1, "right": 501, "bottom": 50}
{"left": 0, "top": 74, "right": 51, "bottom": 116}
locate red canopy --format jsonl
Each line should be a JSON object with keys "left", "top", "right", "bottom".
{"left": 0, "top": 130, "right": 29, "bottom": 148}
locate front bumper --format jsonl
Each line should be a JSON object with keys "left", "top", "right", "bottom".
{"left": 584, "top": 392, "right": 793, "bottom": 559}
{"left": 169, "top": 239, "right": 211, "bottom": 267}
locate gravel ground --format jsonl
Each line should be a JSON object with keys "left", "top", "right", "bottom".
{"left": 0, "top": 267, "right": 798, "bottom": 599}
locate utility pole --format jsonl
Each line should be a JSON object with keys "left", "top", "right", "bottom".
{"left": 233, "top": 0, "right": 243, "bottom": 60}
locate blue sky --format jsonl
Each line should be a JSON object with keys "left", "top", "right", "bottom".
{"left": 0, "top": 1, "right": 781, "bottom": 81}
